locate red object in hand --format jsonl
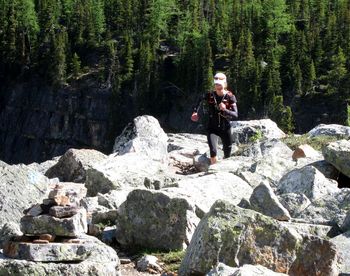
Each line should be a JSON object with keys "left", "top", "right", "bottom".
{"left": 191, "top": 112, "right": 199, "bottom": 122}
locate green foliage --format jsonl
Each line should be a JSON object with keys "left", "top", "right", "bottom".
{"left": 71, "top": 52, "right": 81, "bottom": 79}
{"left": 269, "top": 95, "right": 294, "bottom": 133}
{"left": 282, "top": 134, "right": 344, "bottom": 151}
{"left": 0, "top": 0, "right": 349, "bottom": 121}
{"left": 249, "top": 130, "right": 263, "bottom": 143}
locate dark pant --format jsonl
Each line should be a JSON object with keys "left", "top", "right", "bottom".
{"left": 207, "top": 127, "right": 233, "bottom": 158}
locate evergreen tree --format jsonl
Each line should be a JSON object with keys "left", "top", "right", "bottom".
{"left": 71, "top": 52, "right": 81, "bottom": 79}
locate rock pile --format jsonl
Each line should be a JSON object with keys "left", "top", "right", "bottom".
{"left": 3, "top": 182, "right": 88, "bottom": 261}
{"left": 1, "top": 183, "right": 120, "bottom": 275}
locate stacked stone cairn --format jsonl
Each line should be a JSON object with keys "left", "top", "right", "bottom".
{"left": 3, "top": 183, "right": 89, "bottom": 262}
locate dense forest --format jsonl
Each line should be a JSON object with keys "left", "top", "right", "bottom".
{"left": 0, "top": 0, "right": 350, "bottom": 132}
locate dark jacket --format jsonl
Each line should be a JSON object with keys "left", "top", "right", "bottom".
{"left": 194, "top": 91, "right": 238, "bottom": 130}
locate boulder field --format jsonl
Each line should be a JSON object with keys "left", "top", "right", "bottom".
{"left": 1, "top": 115, "right": 350, "bottom": 275}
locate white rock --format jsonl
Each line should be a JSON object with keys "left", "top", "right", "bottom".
{"left": 113, "top": 115, "right": 168, "bottom": 163}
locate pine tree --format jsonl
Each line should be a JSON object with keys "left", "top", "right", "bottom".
{"left": 71, "top": 52, "right": 81, "bottom": 79}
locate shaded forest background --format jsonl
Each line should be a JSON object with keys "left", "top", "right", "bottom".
{"left": 0, "top": 0, "right": 350, "bottom": 134}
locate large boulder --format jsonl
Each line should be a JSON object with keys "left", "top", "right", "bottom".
{"left": 113, "top": 115, "right": 168, "bottom": 163}
{"left": 85, "top": 153, "right": 172, "bottom": 196}
{"left": 0, "top": 235, "right": 120, "bottom": 276}
{"left": 231, "top": 119, "right": 286, "bottom": 144}
{"left": 163, "top": 172, "right": 253, "bottom": 214}
{"left": 330, "top": 231, "right": 350, "bottom": 274}
{"left": 179, "top": 200, "right": 338, "bottom": 275}
{"left": 308, "top": 124, "right": 350, "bottom": 138}
{"left": 45, "top": 149, "right": 107, "bottom": 182}
{"left": 249, "top": 181, "right": 291, "bottom": 221}
{"left": 323, "top": 139, "right": 350, "bottom": 178}
{"left": 277, "top": 165, "right": 339, "bottom": 202}
{"left": 115, "top": 189, "right": 200, "bottom": 251}
{"left": 0, "top": 165, "right": 49, "bottom": 228}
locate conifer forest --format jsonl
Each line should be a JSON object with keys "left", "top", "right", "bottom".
{"left": 0, "top": 0, "right": 350, "bottom": 133}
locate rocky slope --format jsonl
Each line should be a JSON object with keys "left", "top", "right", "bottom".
{"left": 1, "top": 115, "right": 350, "bottom": 275}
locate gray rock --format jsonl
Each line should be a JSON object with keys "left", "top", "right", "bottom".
{"left": 3, "top": 241, "right": 90, "bottom": 262}
{"left": 309, "top": 160, "right": 339, "bottom": 180}
{"left": 249, "top": 156, "right": 298, "bottom": 186}
{"left": 113, "top": 115, "right": 168, "bottom": 163}
{"left": 136, "top": 255, "right": 162, "bottom": 273}
{"left": 167, "top": 133, "right": 207, "bottom": 154}
{"left": 277, "top": 165, "right": 339, "bottom": 201}
{"left": 97, "top": 189, "right": 131, "bottom": 209}
{"left": 237, "top": 171, "right": 267, "bottom": 189}
{"left": 323, "top": 139, "right": 350, "bottom": 178}
{"left": 330, "top": 231, "right": 350, "bottom": 274}
{"left": 341, "top": 210, "right": 350, "bottom": 232}
{"left": 85, "top": 153, "right": 168, "bottom": 196}
{"left": 231, "top": 119, "right": 286, "bottom": 143}
{"left": 25, "top": 204, "right": 44, "bottom": 217}
{"left": 49, "top": 206, "right": 79, "bottom": 218}
{"left": 280, "top": 222, "right": 332, "bottom": 239}
{"left": 231, "top": 125, "right": 262, "bottom": 145}
{"left": 101, "top": 226, "right": 117, "bottom": 245}
{"left": 207, "top": 263, "right": 288, "bottom": 276}
{"left": 308, "top": 124, "right": 350, "bottom": 138}
{"left": 208, "top": 156, "right": 254, "bottom": 175}
{"left": 250, "top": 181, "right": 291, "bottom": 221}
{"left": 193, "top": 154, "right": 210, "bottom": 172}
{"left": 0, "top": 165, "right": 49, "bottom": 228}
{"left": 296, "top": 188, "right": 350, "bottom": 226}
{"left": 45, "top": 149, "right": 107, "bottom": 182}
{"left": 27, "top": 157, "right": 60, "bottom": 175}
{"left": 179, "top": 200, "right": 338, "bottom": 276}
{"left": 278, "top": 193, "right": 311, "bottom": 217}
{"left": 0, "top": 223, "right": 22, "bottom": 249}
{"left": 240, "top": 139, "right": 292, "bottom": 159}
{"left": 115, "top": 189, "right": 200, "bottom": 251}
{"left": 163, "top": 172, "right": 253, "bottom": 215}
{"left": 20, "top": 208, "right": 87, "bottom": 237}
{"left": 0, "top": 235, "right": 120, "bottom": 276}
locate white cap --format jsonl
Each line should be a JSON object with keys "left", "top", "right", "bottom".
{"left": 214, "top": 72, "right": 227, "bottom": 87}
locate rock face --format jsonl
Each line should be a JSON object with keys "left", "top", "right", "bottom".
{"left": 308, "top": 124, "right": 350, "bottom": 138}
{"left": 277, "top": 165, "right": 339, "bottom": 201}
{"left": 179, "top": 200, "right": 338, "bottom": 276}
{"left": 0, "top": 165, "right": 49, "bottom": 228}
{"left": 85, "top": 153, "right": 171, "bottom": 196}
{"left": 0, "top": 235, "right": 120, "bottom": 276}
{"left": 249, "top": 182, "right": 291, "bottom": 221}
{"left": 115, "top": 189, "right": 200, "bottom": 251}
{"left": 45, "top": 149, "right": 107, "bottom": 182}
{"left": 231, "top": 119, "right": 286, "bottom": 144}
{"left": 0, "top": 80, "right": 119, "bottom": 164}
{"left": 113, "top": 115, "right": 168, "bottom": 163}
{"left": 323, "top": 139, "right": 350, "bottom": 178}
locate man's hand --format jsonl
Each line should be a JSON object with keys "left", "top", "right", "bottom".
{"left": 191, "top": 112, "right": 199, "bottom": 122}
{"left": 219, "top": 103, "right": 226, "bottom": 111}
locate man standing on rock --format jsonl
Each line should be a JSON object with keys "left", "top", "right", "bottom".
{"left": 191, "top": 72, "right": 238, "bottom": 164}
